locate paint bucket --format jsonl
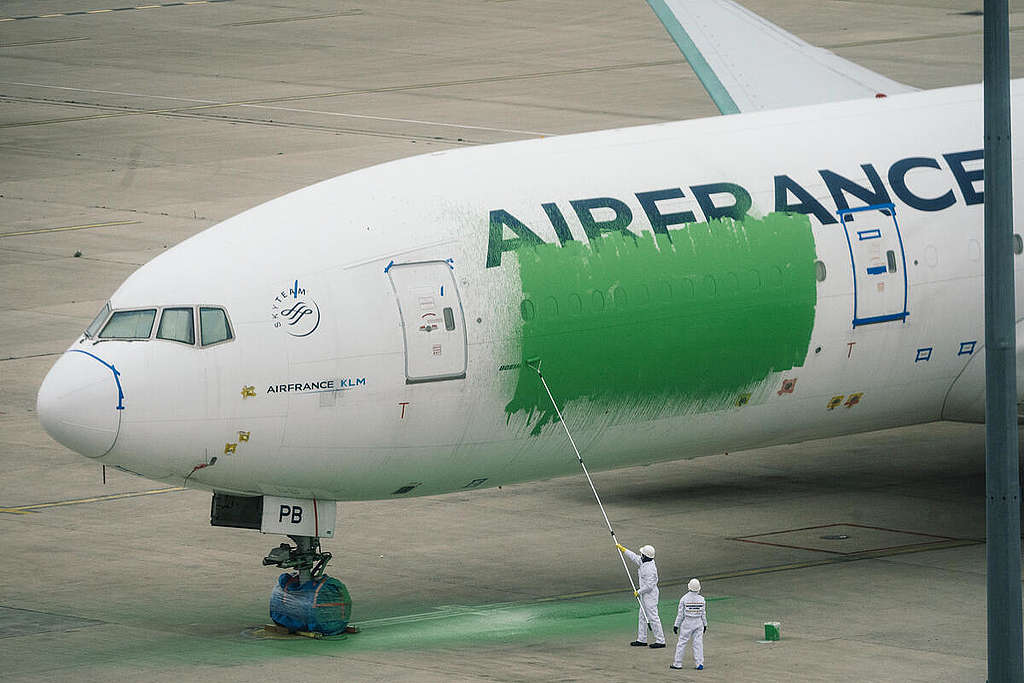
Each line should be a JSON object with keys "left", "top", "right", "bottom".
{"left": 763, "top": 621, "right": 781, "bottom": 641}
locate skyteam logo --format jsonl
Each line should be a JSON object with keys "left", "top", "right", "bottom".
{"left": 271, "top": 280, "right": 321, "bottom": 337}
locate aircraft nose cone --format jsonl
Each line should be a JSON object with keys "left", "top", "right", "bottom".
{"left": 37, "top": 350, "right": 122, "bottom": 458}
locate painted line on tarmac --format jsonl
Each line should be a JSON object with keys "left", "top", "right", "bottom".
{"left": 0, "top": 351, "right": 62, "bottom": 362}
{"left": 0, "top": 486, "right": 185, "bottom": 514}
{"left": 0, "top": 56, "right": 685, "bottom": 133}
{"left": 224, "top": 9, "right": 363, "bottom": 27}
{"left": 532, "top": 538, "right": 982, "bottom": 604}
{"left": 0, "top": 37, "right": 90, "bottom": 48}
{"left": 826, "top": 26, "right": 1024, "bottom": 49}
{"left": 0, "top": 220, "right": 140, "bottom": 238}
{"left": 1, "top": 83, "right": 551, "bottom": 137}
{"left": 0, "top": 0, "right": 231, "bottom": 22}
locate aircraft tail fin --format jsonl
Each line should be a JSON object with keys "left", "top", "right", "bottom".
{"left": 646, "top": 0, "right": 917, "bottom": 114}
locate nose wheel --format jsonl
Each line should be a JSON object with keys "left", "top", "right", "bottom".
{"left": 263, "top": 535, "right": 352, "bottom": 635}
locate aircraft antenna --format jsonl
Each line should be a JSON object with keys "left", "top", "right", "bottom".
{"left": 525, "top": 358, "right": 653, "bottom": 629}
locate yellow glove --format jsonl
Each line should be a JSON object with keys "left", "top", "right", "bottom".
{"left": 616, "top": 543, "right": 627, "bottom": 553}
{"left": 634, "top": 590, "right": 639, "bottom": 597}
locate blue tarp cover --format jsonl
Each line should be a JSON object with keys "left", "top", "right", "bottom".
{"left": 269, "top": 573, "right": 351, "bottom": 635}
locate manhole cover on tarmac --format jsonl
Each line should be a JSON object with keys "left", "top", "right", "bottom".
{"left": 733, "top": 523, "right": 959, "bottom": 555}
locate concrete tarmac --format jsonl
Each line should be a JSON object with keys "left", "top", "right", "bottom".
{"left": 1, "top": 0, "right": 1022, "bottom": 680}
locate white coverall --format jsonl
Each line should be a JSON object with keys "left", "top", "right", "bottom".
{"left": 673, "top": 590, "right": 707, "bottom": 668}
{"left": 623, "top": 549, "right": 665, "bottom": 644}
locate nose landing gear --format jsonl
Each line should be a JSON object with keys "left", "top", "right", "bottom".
{"left": 210, "top": 493, "right": 352, "bottom": 636}
{"left": 263, "top": 535, "right": 352, "bottom": 636}
{"left": 263, "top": 535, "right": 332, "bottom": 584}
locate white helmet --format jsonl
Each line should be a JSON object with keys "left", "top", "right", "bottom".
{"left": 688, "top": 578, "right": 701, "bottom": 592}
{"left": 640, "top": 545, "right": 655, "bottom": 559}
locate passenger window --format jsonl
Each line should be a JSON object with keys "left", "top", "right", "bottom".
{"left": 200, "top": 307, "right": 233, "bottom": 346}
{"left": 703, "top": 275, "right": 717, "bottom": 297}
{"left": 157, "top": 308, "right": 195, "bottom": 345}
{"left": 886, "top": 250, "right": 897, "bottom": 273}
{"left": 612, "top": 286, "right": 627, "bottom": 309}
{"left": 747, "top": 269, "right": 762, "bottom": 290}
{"left": 99, "top": 309, "right": 156, "bottom": 339}
{"left": 85, "top": 302, "right": 111, "bottom": 338}
{"left": 542, "top": 296, "right": 558, "bottom": 318}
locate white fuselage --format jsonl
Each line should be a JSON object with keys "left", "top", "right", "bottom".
{"left": 37, "top": 81, "right": 1024, "bottom": 501}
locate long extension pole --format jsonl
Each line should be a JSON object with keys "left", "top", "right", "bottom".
{"left": 983, "top": 1, "right": 1023, "bottom": 680}
{"left": 527, "top": 359, "right": 651, "bottom": 628}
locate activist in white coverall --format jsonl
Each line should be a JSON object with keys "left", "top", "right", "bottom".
{"left": 672, "top": 578, "right": 708, "bottom": 670}
{"left": 616, "top": 543, "right": 665, "bottom": 647}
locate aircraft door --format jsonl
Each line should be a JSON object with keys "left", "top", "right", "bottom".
{"left": 839, "top": 203, "right": 909, "bottom": 327}
{"left": 387, "top": 260, "right": 467, "bottom": 383}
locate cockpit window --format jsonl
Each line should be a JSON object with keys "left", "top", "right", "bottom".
{"left": 84, "top": 302, "right": 111, "bottom": 338}
{"left": 199, "top": 307, "right": 233, "bottom": 346}
{"left": 99, "top": 309, "right": 156, "bottom": 339}
{"left": 157, "top": 307, "right": 195, "bottom": 345}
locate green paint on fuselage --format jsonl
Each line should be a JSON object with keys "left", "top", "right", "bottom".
{"left": 505, "top": 213, "right": 817, "bottom": 433}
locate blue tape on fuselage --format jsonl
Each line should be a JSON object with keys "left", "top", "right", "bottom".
{"left": 68, "top": 349, "right": 124, "bottom": 410}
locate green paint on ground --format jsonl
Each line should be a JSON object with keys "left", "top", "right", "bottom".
{"left": 264, "top": 594, "right": 732, "bottom": 654}
{"left": 1, "top": 593, "right": 736, "bottom": 678}
{"left": 505, "top": 214, "right": 817, "bottom": 433}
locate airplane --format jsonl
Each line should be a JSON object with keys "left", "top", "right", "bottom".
{"left": 34, "top": 0, "right": 1023, "bottom": 631}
